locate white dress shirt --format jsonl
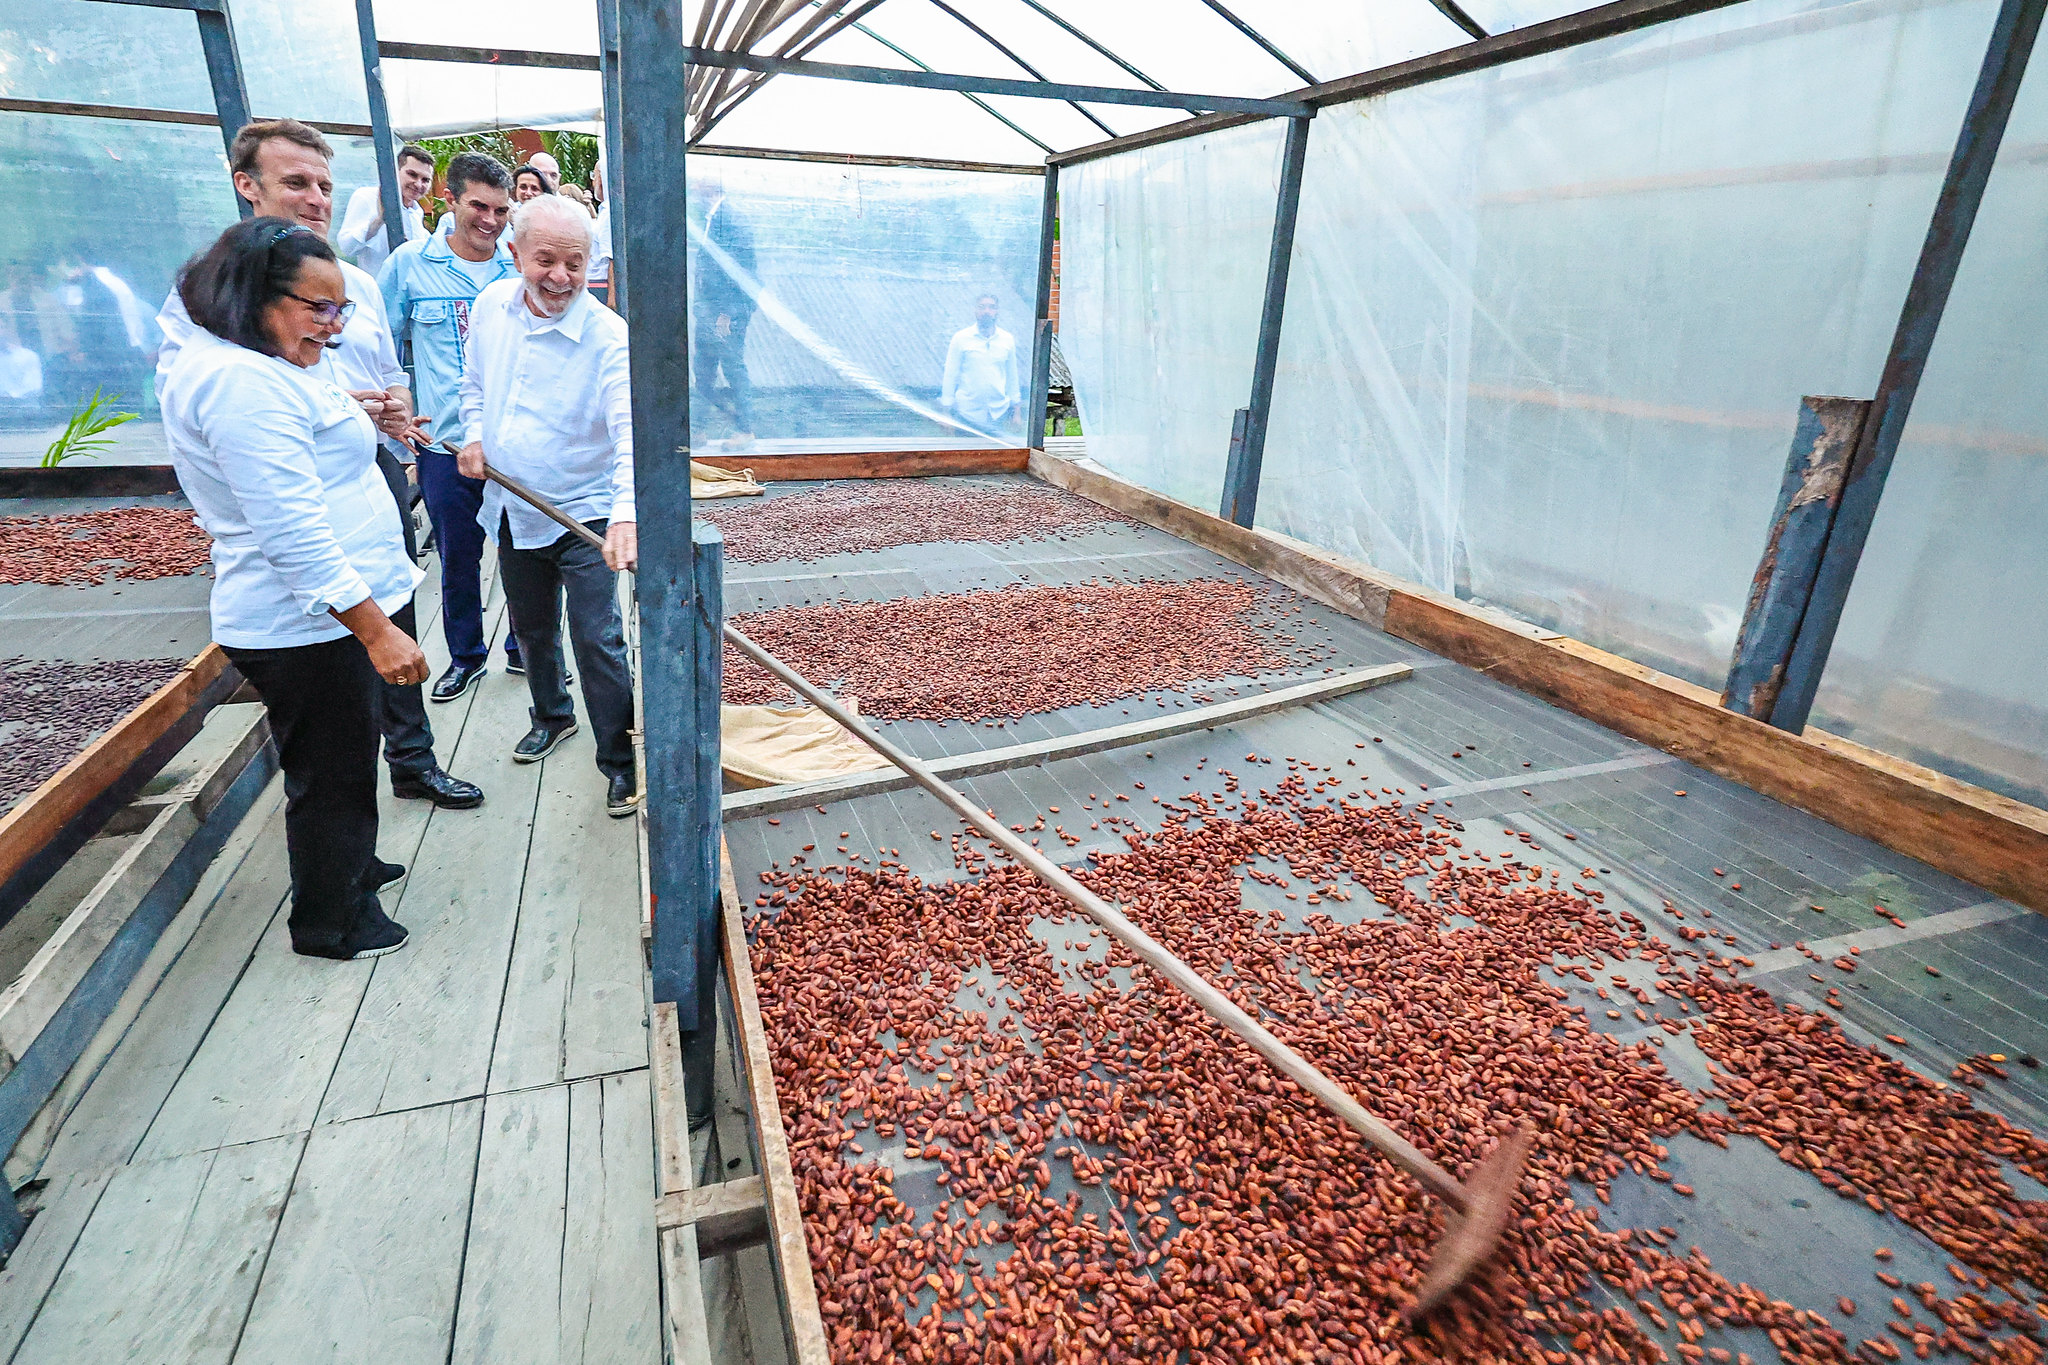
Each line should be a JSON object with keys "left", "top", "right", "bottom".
{"left": 942, "top": 323, "right": 1019, "bottom": 426}
{"left": 161, "top": 328, "right": 420, "bottom": 648}
{"left": 338, "top": 186, "right": 427, "bottom": 277}
{"left": 157, "top": 260, "right": 404, "bottom": 408}
{"left": 589, "top": 200, "right": 612, "bottom": 285}
{"left": 459, "top": 279, "right": 634, "bottom": 549}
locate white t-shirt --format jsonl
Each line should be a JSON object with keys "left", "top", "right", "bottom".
{"left": 338, "top": 186, "right": 426, "bottom": 276}
{"left": 161, "top": 328, "right": 421, "bottom": 649}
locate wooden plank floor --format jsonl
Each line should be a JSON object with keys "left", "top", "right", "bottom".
{"left": 0, "top": 550, "right": 660, "bottom": 1364}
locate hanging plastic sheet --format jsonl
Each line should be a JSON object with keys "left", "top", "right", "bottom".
{"left": 1811, "top": 60, "right": 2048, "bottom": 809}
{"left": 680, "top": 157, "right": 1042, "bottom": 454}
{"left": 1060, "top": 119, "right": 1287, "bottom": 511}
{"left": 1251, "top": 0, "right": 2000, "bottom": 689}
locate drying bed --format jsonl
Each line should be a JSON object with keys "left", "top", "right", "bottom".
{"left": 720, "top": 476, "right": 2048, "bottom": 1365}
{"left": 0, "top": 655, "right": 187, "bottom": 811}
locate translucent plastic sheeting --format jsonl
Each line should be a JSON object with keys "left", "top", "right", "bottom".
{"left": 1250, "top": 0, "right": 1998, "bottom": 689}
{"left": 681, "top": 157, "right": 1041, "bottom": 453}
{"left": 0, "top": 107, "right": 377, "bottom": 449}
{"left": 1810, "top": 65, "right": 2048, "bottom": 810}
{"left": 380, "top": 59, "right": 600, "bottom": 140}
{"left": 1060, "top": 119, "right": 1286, "bottom": 510}
{"left": 0, "top": 0, "right": 370, "bottom": 127}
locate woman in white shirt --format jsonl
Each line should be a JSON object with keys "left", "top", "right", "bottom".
{"left": 160, "top": 218, "right": 428, "bottom": 962}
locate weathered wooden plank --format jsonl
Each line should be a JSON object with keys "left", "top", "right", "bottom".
{"left": 318, "top": 652, "right": 543, "bottom": 1125}
{"left": 450, "top": 1085, "right": 570, "bottom": 1365}
{"left": 0, "top": 645, "right": 229, "bottom": 891}
{"left": 33, "top": 782, "right": 289, "bottom": 1178}
{"left": 12, "top": 1133, "right": 304, "bottom": 1365}
{"left": 651, "top": 1000, "right": 692, "bottom": 1196}
{"left": 692, "top": 448, "right": 1028, "bottom": 480}
{"left": 717, "top": 844, "right": 830, "bottom": 1365}
{"left": 132, "top": 910, "right": 372, "bottom": 1161}
{"left": 0, "top": 1168, "right": 114, "bottom": 1358}
{"left": 654, "top": 1174, "right": 768, "bottom": 1257}
{"left": 560, "top": 1070, "right": 660, "bottom": 1363}
{"left": 489, "top": 750, "right": 644, "bottom": 1095}
{"left": 234, "top": 1099, "right": 483, "bottom": 1365}
{"left": 1028, "top": 451, "right": 2048, "bottom": 914}
{"left": 720, "top": 662, "right": 1412, "bottom": 818}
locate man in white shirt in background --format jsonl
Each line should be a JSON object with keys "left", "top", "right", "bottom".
{"left": 155, "top": 118, "right": 484, "bottom": 813}
{"left": 941, "top": 292, "right": 1020, "bottom": 436}
{"left": 588, "top": 154, "right": 613, "bottom": 309}
{"left": 457, "top": 194, "right": 638, "bottom": 817}
{"left": 337, "top": 143, "right": 433, "bottom": 276}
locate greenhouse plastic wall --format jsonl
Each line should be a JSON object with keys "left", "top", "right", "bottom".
{"left": 1250, "top": 0, "right": 2001, "bottom": 689}
{"left": 682, "top": 157, "right": 1042, "bottom": 453}
{"left": 1060, "top": 119, "right": 1286, "bottom": 510}
{"left": 1, "top": 0, "right": 378, "bottom": 452}
{"left": 1808, "top": 62, "right": 2048, "bottom": 810}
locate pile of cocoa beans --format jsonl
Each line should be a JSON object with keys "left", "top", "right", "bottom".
{"left": 0, "top": 506, "right": 211, "bottom": 586}
{"left": 2, "top": 656, "right": 185, "bottom": 809}
{"left": 700, "top": 480, "right": 1133, "bottom": 564}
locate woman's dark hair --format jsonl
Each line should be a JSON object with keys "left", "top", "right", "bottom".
{"left": 177, "top": 216, "right": 337, "bottom": 357}
{"left": 512, "top": 165, "right": 552, "bottom": 195}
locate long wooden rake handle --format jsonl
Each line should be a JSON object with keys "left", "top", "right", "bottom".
{"left": 474, "top": 457, "right": 1493, "bottom": 1221}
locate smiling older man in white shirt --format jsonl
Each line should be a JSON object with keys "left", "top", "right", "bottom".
{"left": 457, "top": 193, "right": 639, "bottom": 816}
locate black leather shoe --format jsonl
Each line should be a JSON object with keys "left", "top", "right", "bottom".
{"left": 430, "top": 661, "right": 487, "bottom": 703}
{"left": 391, "top": 768, "right": 485, "bottom": 809}
{"left": 514, "top": 722, "right": 578, "bottom": 763}
{"left": 503, "top": 655, "right": 525, "bottom": 676}
{"left": 606, "top": 771, "right": 640, "bottom": 818}
{"left": 367, "top": 859, "right": 406, "bottom": 890}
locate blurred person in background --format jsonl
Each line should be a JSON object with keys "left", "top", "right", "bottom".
{"left": 157, "top": 118, "right": 485, "bottom": 814}
{"left": 512, "top": 164, "right": 551, "bottom": 203}
{"left": 587, "top": 155, "right": 613, "bottom": 309}
{"left": 54, "top": 249, "right": 152, "bottom": 409}
{"left": 693, "top": 187, "right": 757, "bottom": 448}
{"left": 941, "top": 291, "right": 1019, "bottom": 436}
{"left": 0, "top": 262, "right": 71, "bottom": 419}
{"left": 559, "top": 183, "right": 596, "bottom": 217}
{"left": 339, "top": 143, "right": 433, "bottom": 275}
{"left": 380, "top": 151, "right": 523, "bottom": 702}
{"left": 458, "top": 193, "right": 639, "bottom": 817}
{"left": 161, "top": 218, "right": 425, "bottom": 961}
{"left": 527, "top": 151, "right": 562, "bottom": 191}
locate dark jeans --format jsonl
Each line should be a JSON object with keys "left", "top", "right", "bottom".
{"left": 374, "top": 449, "right": 436, "bottom": 780}
{"left": 223, "top": 630, "right": 384, "bottom": 953}
{"left": 418, "top": 447, "right": 519, "bottom": 671}
{"left": 496, "top": 514, "right": 636, "bottom": 779}
{"left": 693, "top": 311, "right": 754, "bottom": 432}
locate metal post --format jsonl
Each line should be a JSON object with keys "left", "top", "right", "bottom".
{"left": 621, "top": 0, "right": 709, "bottom": 1035}
{"left": 1026, "top": 162, "right": 1058, "bottom": 450}
{"left": 193, "top": 3, "right": 252, "bottom": 216}
{"left": 597, "top": 0, "right": 628, "bottom": 312}
{"left": 683, "top": 522, "right": 723, "bottom": 1117}
{"left": 1220, "top": 113, "right": 1310, "bottom": 528}
{"left": 1769, "top": 0, "right": 2046, "bottom": 732}
{"left": 353, "top": 0, "right": 408, "bottom": 259}
{"left": 1721, "top": 397, "right": 1869, "bottom": 723}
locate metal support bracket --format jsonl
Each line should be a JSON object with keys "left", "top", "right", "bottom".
{"left": 1219, "top": 114, "right": 1311, "bottom": 528}
{"left": 1026, "top": 163, "right": 1060, "bottom": 450}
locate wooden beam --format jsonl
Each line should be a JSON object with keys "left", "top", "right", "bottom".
{"left": 0, "top": 96, "right": 371, "bottom": 137}
{"left": 721, "top": 662, "right": 1411, "bottom": 819}
{"left": 688, "top": 142, "right": 1042, "bottom": 175}
{"left": 717, "top": 843, "right": 830, "bottom": 1364}
{"left": 0, "top": 647, "right": 231, "bottom": 893}
{"left": 375, "top": 40, "right": 601, "bottom": 72}
{"left": 654, "top": 1174, "right": 769, "bottom": 1258}
{"left": 1026, "top": 452, "right": 2048, "bottom": 914}
{"left": 691, "top": 448, "right": 1028, "bottom": 480}
{"left": 0, "top": 466, "right": 183, "bottom": 498}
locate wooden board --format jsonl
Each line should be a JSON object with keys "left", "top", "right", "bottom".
{"left": 0, "top": 1168, "right": 113, "bottom": 1358}
{"left": 0, "top": 645, "right": 230, "bottom": 891}
{"left": 232, "top": 1099, "right": 483, "bottom": 1365}
{"left": 36, "top": 789, "right": 289, "bottom": 1177}
{"left": 449, "top": 1078, "right": 658, "bottom": 1365}
{"left": 717, "top": 844, "right": 830, "bottom": 1365}
{"left": 0, "top": 465, "right": 183, "bottom": 498}
{"left": 1028, "top": 451, "right": 2048, "bottom": 913}
{"left": 317, "top": 657, "right": 543, "bottom": 1125}
{"left": 720, "top": 662, "right": 1412, "bottom": 818}
{"left": 489, "top": 749, "right": 645, "bottom": 1094}
{"left": 692, "top": 448, "right": 1029, "bottom": 481}
{"left": 11, "top": 1133, "right": 304, "bottom": 1364}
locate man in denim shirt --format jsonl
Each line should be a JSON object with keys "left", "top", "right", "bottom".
{"left": 379, "top": 151, "right": 521, "bottom": 702}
